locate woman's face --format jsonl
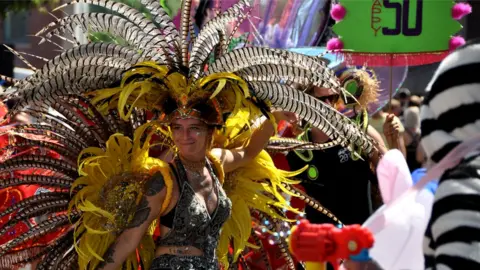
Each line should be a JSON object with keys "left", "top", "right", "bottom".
{"left": 170, "top": 118, "right": 211, "bottom": 159}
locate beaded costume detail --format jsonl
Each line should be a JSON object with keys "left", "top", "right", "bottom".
{"left": 152, "top": 158, "right": 231, "bottom": 269}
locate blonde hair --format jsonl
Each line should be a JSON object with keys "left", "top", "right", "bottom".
{"left": 353, "top": 69, "right": 379, "bottom": 110}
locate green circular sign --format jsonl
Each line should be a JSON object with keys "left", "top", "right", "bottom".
{"left": 307, "top": 165, "right": 319, "bottom": 180}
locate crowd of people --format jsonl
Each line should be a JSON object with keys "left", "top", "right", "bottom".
{"left": 341, "top": 37, "right": 480, "bottom": 270}
{"left": 370, "top": 89, "right": 425, "bottom": 172}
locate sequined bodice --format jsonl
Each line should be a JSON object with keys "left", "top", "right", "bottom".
{"left": 156, "top": 158, "right": 232, "bottom": 260}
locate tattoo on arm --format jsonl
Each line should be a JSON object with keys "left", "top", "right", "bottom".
{"left": 124, "top": 172, "right": 164, "bottom": 229}
{"left": 145, "top": 172, "right": 165, "bottom": 196}
{"left": 126, "top": 195, "right": 151, "bottom": 229}
{"left": 96, "top": 173, "right": 164, "bottom": 268}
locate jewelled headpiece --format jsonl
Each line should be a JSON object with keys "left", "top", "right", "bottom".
{"left": 158, "top": 92, "right": 224, "bottom": 126}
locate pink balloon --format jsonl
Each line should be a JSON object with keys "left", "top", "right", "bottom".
{"left": 330, "top": 4, "right": 346, "bottom": 21}
{"left": 363, "top": 136, "right": 480, "bottom": 269}
{"left": 452, "top": 3, "right": 472, "bottom": 20}
{"left": 362, "top": 150, "right": 431, "bottom": 269}
{"left": 376, "top": 149, "right": 412, "bottom": 204}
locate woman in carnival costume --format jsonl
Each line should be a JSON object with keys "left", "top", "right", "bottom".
{"left": 0, "top": 1, "right": 378, "bottom": 269}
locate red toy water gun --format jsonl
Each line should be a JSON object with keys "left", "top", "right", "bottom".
{"left": 288, "top": 220, "right": 374, "bottom": 270}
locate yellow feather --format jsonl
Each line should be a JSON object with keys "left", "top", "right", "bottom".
{"left": 117, "top": 82, "right": 144, "bottom": 120}
{"left": 198, "top": 72, "right": 250, "bottom": 98}
{"left": 86, "top": 87, "right": 123, "bottom": 105}
{"left": 85, "top": 235, "right": 104, "bottom": 261}
{"left": 246, "top": 242, "right": 259, "bottom": 249}
{"left": 83, "top": 222, "right": 112, "bottom": 235}
{"left": 209, "top": 79, "right": 227, "bottom": 99}
{"left": 77, "top": 201, "right": 115, "bottom": 221}
{"left": 72, "top": 122, "right": 173, "bottom": 270}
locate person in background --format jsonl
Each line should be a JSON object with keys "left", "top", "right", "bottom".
{"left": 278, "top": 65, "right": 405, "bottom": 226}
{"left": 403, "top": 106, "right": 422, "bottom": 172}
{"left": 278, "top": 82, "right": 402, "bottom": 270}
{"left": 370, "top": 101, "right": 406, "bottom": 156}
{"left": 270, "top": 66, "right": 406, "bottom": 270}
{"left": 391, "top": 99, "right": 403, "bottom": 117}
{"left": 416, "top": 144, "right": 427, "bottom": 168}
{"left": 397, "top": 88, "right": 411, "bottom": 108}
{"left": 194, "top": 0, "right": 213, "bottom": 30}
{"left": 343, "top": 38, "right": 480, "bottom": 270}
{"left": 408, "top": 95, "right": 422, "bottom": 108}
{"left": 420, "top": 38, "right": 480, "bottom": 270}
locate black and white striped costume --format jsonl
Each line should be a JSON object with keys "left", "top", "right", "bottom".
{"left": 421, "top": 39, "right": 480, "bottom": 270}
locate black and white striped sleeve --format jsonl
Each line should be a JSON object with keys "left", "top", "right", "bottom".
{"left": 424, "top": 155, "right": 480, "bottom": 270}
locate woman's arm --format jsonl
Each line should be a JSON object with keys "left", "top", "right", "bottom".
{"left": 402, "top": 130, "right": 412, "bottom": 146}
{"left": 416, "top": 144, "right": 425, "bottom": 165}
{"left": 98, "top": 174, "right": 167, "bottom": 270}
{"left": 211, "top": 115, "right": 278, "bottom": 173}
{"left": 367, "top": 125, "right": 388, "bottom": 168}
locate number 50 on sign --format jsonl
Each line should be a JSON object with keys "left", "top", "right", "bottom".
{"left": 332, "top": 0, "right": 462, "bottom": 53}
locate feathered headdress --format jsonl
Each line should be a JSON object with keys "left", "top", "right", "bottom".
{"left": 2, "top": 0, "right": 376, "bottom": 155}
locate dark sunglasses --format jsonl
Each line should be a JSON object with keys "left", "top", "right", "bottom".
{"left": 316, "top": 94, "right": 340, "bottom": 104}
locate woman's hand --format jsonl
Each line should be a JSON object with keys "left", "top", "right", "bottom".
{"left": 383, "top": 114, "right": 401, "bottom": 139}
{"left": 272, "top": 110, "right": 299, "bottom": 123}
{"left": 382, "top": 114, "right": 406, "bottom": 157}
{"left": 271, "top": 110, "right": 303, "bottom": 136}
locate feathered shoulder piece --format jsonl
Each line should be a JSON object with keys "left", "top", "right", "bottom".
{"left": 72, "top": 122, "right": 174, "bottom": 270}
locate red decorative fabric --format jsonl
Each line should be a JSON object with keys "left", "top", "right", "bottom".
{"left": 0, "top": 102, "right": 71, "bottom": 266}
{"left": 339, "top": 51, "right": 450, "bottom": 67}
{"left": 242, "top": 121, "right": 306, "bottom": 269}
